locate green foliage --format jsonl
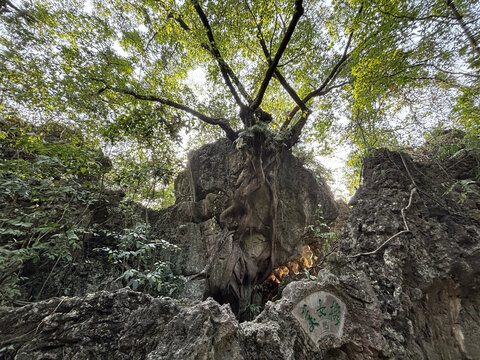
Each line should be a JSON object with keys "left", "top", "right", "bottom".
{"left": 425, "top": 127, "right": 480, "bottom": 166}
{"left": 293, "top": 145, "right": 333, "bottom": 184}
{"left": 443, "top": 179, "right": 479, "bottom": 203}
{"left": 0, "top": 115, "right": 184, "bottom": 304}
{"left": 247, "top": 303, "right": 261, "bottom": 318}
{"left": 453, "top": 84, "right": 480, "bottom": 136}
{"left": 95, "top": 223, "right": 185, "bottom": 296}
{"left": 106, "top": 147, "right": 177, "bottom": 208}
{"left": 307, "top": 204, "right": 337, "bottom": 254}
{"left": 0, "top": 115, "right": 108, "bottom": 304}
{"left": 3, "top": 0, "right": 477, "bottom": 154}
{"left": 0, "top": 0, "right": 478, "bottom": 244}
{"left": 421, "top": 125, "right": 480, "bottom": 204}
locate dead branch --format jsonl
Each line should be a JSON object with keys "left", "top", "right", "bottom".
{"left": 350, "top": 187, "right": 416, "bottom": 258}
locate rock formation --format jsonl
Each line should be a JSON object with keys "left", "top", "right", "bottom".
{"left": 1, "top": 146, "right": 479, "bottom": 359}
{"left": 148, "top": 138, "right": 338, "bottom": 317}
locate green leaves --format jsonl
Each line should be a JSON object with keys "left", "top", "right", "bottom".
{"left": 1, "top": 0, "right": 479, "bottom": 197}
{"left": 0, "top": 116, "right": 109, "bottom": 304}
{"left": 95, "top": 222, "right": 184, "bottom": 296}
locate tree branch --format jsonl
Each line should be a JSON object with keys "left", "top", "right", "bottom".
{"left": 427, "top": 63, "right": 480, "bottom": 78}
{"left": 191, "top": 0, "right": 248, "bottom": 109}
{"left": 282, "top": 79, "right": 350, "bottom": 148}
{"left": 244, "top": 0, "right": 308, "bottom": 113}
{"left": 165, "top": 6, "right": 253, "bottom": 103}
{"left": 99, "top": 83, "right": 237, "bottom": 141}
{"left": 250, "top": 0, "right": 304, "bottom": 110}
{"left": 270, "top": 3, "right": 280, "bottom": 54}
{"left": 274, "top": 71, "right": 309, "bottom": 111}
{"left": 0, "top": 0, "right": 36, "bottom": 22}
{"left": 281, "top": 3, "right": 363, "bottom": 134}
{"left": 282, "top": 31, "right": 354, "bottom": 131}
{"left": 446, "top": 0, "right": 480, "bottom": 60}
{"left": 403, "top": 76, "right": 461, "bottom": 88}
{"left": 284, "top": 108, "right": 312, "bottom": 149}
{"left": 1, "top": 0, "right": 18, "bottom": 13}
{"left": 389, "top": 60, "right": 480, "bottom": 80}
{"left": 378, "top": 8, "right": 454, "bottom": 22}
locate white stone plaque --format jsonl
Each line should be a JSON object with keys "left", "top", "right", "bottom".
{"left": 292, "top": 291, "right": 346, "bottom": 342}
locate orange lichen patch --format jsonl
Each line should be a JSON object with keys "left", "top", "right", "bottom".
{"left": 270, "top": 245, "right": 314, "bottom": 283}
{"left": 301, "top": 244, "right": 313, "bottom": 268}
{"left": 286, "top": 261, "right": 299, "bottom": 275}
{"left": 267, "top": 273, "right": 280, "bottom": 284}
{"left": 272, "top": 265, "right": 289, "bottom": 281}
{"left": 261, "top": 245, "right": 316, "bottom": 305}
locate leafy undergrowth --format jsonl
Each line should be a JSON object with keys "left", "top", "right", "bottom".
{"left": 0, "top": 117, "right": 182, "bottom": 305}
{"left": 422, "top": 128, "right": 480, "bottom": 201}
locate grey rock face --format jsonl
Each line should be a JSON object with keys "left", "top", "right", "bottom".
{"left": 0, "top": 274, "right": 382, "bottom": 360}
{"left": 1, "top": 148, "right": 478, "bottom": 360}
{"left": 151, "top": 138, "right": 338, "bottom": 306}
{"left": 338, "top": 148, "right": 480, "bottom": 359}
{"left": 171, "top": 138, "right": 338, "bottom": 258}
{"left": 147, "top": 298, "right": 242, "bottom": 360}
{"left": 0, "top": 289, "right": 181, "bottom": 360}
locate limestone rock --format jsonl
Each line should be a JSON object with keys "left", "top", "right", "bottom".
{"left": 338, "top": 148, "right": 480, "bottom": 359}
{"left": 151, "top": 138, "right": 339, "bottom": 309}
{"left": 0, "top": 289, "right": 181, "bottom": 360}
{"left": 2, "top": 147, "right": 479, "bottom": 360}
{"left": 147, "top": 298, "right": 242, "bottom": 360}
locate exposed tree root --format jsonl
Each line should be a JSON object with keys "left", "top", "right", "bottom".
{"left": 214, "top": 139, "right": 283, "bottom": 319}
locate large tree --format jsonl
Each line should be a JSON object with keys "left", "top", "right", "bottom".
{"left": 2, "top": 0, "right": 478, "bottom": 145}
{"left": 1, "top": 0, "right": 478, "bottom": 315}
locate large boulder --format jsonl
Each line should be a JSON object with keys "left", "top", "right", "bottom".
{"left": 336, "top": 148, "right": 480, "bottom": 358}
{"left": 0, "top": 278, "right": 376, "bottom": 360}
{"left": 151, "top": 138, "right": 338, "bottom": 307}
{"left": 171, "top": 138, "right": 337, "bottom": 259}
{"left": 0, "top": 289, "right": 181, "bottom": 360}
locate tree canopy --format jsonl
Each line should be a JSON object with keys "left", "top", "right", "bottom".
{"left": 1, "top": 0, "right": 479, "bottom": 194}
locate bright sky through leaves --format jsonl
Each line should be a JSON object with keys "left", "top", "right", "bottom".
{"left": 1, "top": 0, "right": 478, "bottom": 202}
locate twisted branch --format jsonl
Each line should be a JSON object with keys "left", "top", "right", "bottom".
{"left": 98, "top": 83, "right": 237, "bottom": 140}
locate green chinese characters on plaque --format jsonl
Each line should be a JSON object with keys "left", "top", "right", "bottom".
{"left": 292, "top": 291, "right": 346, "bottom": 342}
